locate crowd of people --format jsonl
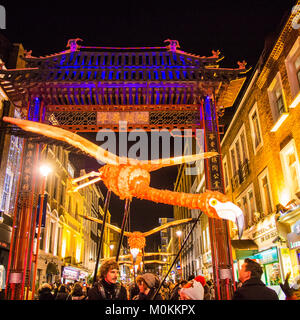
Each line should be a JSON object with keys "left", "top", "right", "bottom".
{"left": 37, "top": 258, "right": 300, "bottom": 301}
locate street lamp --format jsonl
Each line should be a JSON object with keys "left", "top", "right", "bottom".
{"left": 31, "top": 163, "right": 52, "bottom": 299}
{"left": 130, "top": 248, "right": 139, "bottom": 283}
{"left": 176, "top": 230, "right": 182, "bottom": 279}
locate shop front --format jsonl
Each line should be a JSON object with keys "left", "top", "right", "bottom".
{"left": 201, "top": 251, "right": 213, "bottom": 280}
{"left": 231, "top": 214, "right": 286, "bottom": 298}
{"left": 278, "top": 206, "right": 300, "bottom": 282}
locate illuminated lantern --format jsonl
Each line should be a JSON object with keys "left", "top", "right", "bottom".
{"left": 128, "top": 232, "right": 146, "bottom": 250}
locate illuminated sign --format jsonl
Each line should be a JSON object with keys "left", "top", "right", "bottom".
{"left": 253, "top": 247, "right": 278, "bottom": 264}
{"left": 9, "top": 272, "right": 22, "bottom": 284}
{"left": 97, "top": 112, "right": 149, "bottom": 125}
{"left": 287, "top": 232, "right": 300, "bottom": 250}
{"left": 62, "top": 267, "right": 80, "bottom": 281}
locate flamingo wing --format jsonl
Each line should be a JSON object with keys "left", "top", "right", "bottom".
{"left": 137, "top": 152, "right": 219, "bottom": 172}
{"left": 81, "top": 215, "right": 131, "bottom": 237}
{"left": 142, "top": 218, "right": 195, "bottom": 237}
{"left": 3, "top": 117, "right": 119, "bottom": 165}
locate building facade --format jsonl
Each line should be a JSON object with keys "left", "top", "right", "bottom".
{"left": 221, "top": 8, "right": 300, "bottom": 297}
{"left": 25, "top": 144, "right": 110, "bottom": 290}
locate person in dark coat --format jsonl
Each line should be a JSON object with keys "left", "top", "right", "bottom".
{"left": 232, "top": 258, "right": 278, "bottom": 300}
{"left": 38, "top": 283, "right": 54, "bottom": 300}
{"left": 129, "top": 282, "right": 139, "bottom": 300}
{"left": 170, "top": 280, "right": 188, "bottom": 300}
{"left": 55, "top": 284, "right": 69, "bottom": 300}
{"left": 88, "top": 259, "right": 127, "bottom": 300}
{"left": 67, "top": 282, "right": 87, "bottom": 300}
{"left": 133, "top": 273, "right": 163, "bottom": 300}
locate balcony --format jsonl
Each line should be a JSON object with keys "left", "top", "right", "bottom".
{"left": 231, "top": 159, "right": 250, "bottom": 191}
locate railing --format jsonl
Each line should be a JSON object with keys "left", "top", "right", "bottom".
{"left": 231, "top": 159, "right": 250, "bottom": 191}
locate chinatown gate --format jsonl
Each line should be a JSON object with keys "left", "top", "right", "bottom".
{"left": 0, "top": 39, "right": 248, "bottom": 300}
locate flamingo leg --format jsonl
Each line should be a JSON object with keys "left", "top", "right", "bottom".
{"left": 70, "top": 176, "right": 102, "bottom": 193}
{"left": 71, "top": 171, "right": 102, "bottom": 184}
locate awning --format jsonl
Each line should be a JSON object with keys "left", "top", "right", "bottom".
{"left": 231, "top": 240, "right": 258, "bottom": 250}
{"left": 231, "top": 240, "right": 259, "bottom": 260}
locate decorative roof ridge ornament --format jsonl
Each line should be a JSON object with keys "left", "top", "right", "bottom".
{"left": 211, "top": 50, "right": 221, "bottom": 58}
{"left": 164, "top": 39, "right": 180, "bottom": 52}
{"left": 66, "top": 38, "right": 83, "bottom": 52}
{"left": 237, "top": 60, "right": 247, "bottom": 69}
{"left": 24, "top": 50, "right": 33, "bottom": 58}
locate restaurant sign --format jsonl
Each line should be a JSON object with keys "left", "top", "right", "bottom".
{"left": 287, "top": 232, "right": 300, "bottom": 250}
{"left": 62, "top": 266, "right": 80, "bottom": 281}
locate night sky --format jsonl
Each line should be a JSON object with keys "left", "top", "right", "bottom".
{"left": 1, "top": 0, "right": 296, "bottom": 251}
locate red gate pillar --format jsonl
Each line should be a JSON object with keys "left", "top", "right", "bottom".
{"left": 5, "top": 98, "right": 43, "bottom": 299}
{"left": 202, "top": 95, "right": 236, "bottom": 300}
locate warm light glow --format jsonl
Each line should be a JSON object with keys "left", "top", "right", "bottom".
{"left": 130, "top": 248, "right": 139, "bottom": 259}
{"left": 61, "top": 239, "right": 66, "bottom": 258}
{"left": 279, "top": 189, "right": 291, "bottom": 207}
{"left": 289, "top": 91, "right": 300, "bottom": 109}
{"left": 270, "top": 113, "right": 289, "bottom": 132}
{"left": 176, "top": 230, "right": 182, "bottom": 237}
{"left": 76, "top": 244, "right": 81, "bottom": 262}
{"left": 110, "top": 244, "right": 114, "bottom": 250}
{"left": 39, "top": 164, "right": 52, "bottom": 177}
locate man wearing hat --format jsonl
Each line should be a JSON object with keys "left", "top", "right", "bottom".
{"left": 134, "top": 273, "right": 163, "bottom": 300}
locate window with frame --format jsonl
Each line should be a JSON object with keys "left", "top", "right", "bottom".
{"left": 249, "top": 102, "right": 263, "bottom": 153}
{"left": 258, "top": 168, "right": 273, "bottom": 216}
{"left": 236, "top": 185, "right": 257, "bottom": 229}
{"left": 1, "top": 169, "right": 13, "bottom": 213}
{"left": 49, "top": 221, "right": 55, "bottom": 254}
{"left": 285, "top": 37, "right": 300, "bottom": 98}
{"left": 229, "top": 126, "right": 250, "bottom": 188}
{"left": 267, "top": 73, "right": 287, "bottom": 122}
{"left": 222, "top": 156, "right": 230, "bottom": 190}
{"left": 280, "top": 139, "right": 300, "bottom": 196}
{"left": 56, "top": 226, "right": 62, "bottom": 257}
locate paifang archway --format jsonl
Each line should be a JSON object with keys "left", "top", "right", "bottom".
{"left": 0, "top": 39, "right": 248, "bottom": 300}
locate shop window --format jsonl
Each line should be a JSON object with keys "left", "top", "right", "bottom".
{"left": 249, "top": 102, "right": 263, "bottom": 154}
{"left": 258, "top": 168, "right": 274, "bottom": 215}
{"left": 280, "top": 139, "right": 300, "bottom": 197}
{"left": 267, "top": 73, "right": 287, "bottom": 123}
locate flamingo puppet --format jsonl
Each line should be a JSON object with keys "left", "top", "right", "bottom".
{"left": 3, "top": 116, "right": 245, "bottom": 238}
